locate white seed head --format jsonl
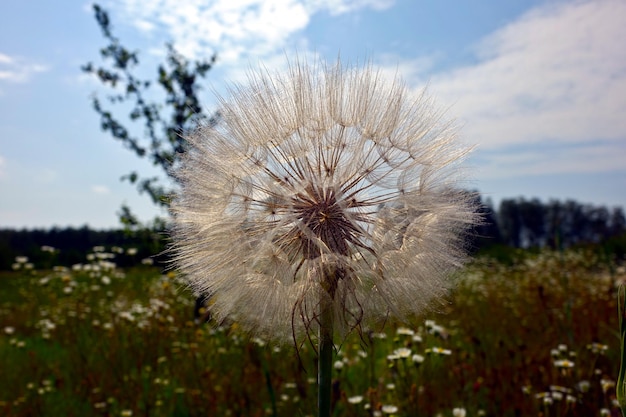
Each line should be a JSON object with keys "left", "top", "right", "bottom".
{"left": 171, "top": 57, "right": 478, "bottom": 341}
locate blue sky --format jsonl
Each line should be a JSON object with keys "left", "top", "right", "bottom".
{"left": 0, "top": 0, "right": 624, "bottom": 229}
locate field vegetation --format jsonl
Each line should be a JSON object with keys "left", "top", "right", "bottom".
{"left": 0, "top": 243, "right": 624, "bottom": 416}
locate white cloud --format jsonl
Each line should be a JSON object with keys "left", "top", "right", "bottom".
{"left": 383, "top": 0, "right": 626, "bottom": 179}
{"left": 425, "top": 0, "right": 626, "bottom": 150}
{"left": 0, "top": 52, "right": 49, "bottom": 83}
{"left": 91, "top": 185, "right": 111, "bottom": 195}
{"left": 110, "top": 0, "right": 394, "bottom": 63}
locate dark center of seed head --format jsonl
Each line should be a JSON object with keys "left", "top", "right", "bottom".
{"left": 293, "top": 186, "right": 351, "bottom": 259}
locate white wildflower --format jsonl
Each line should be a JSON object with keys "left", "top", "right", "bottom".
{"left": 392, "top": 347, "right": 412, "bottom": 359}
{"left": 412, "top": 354, "right": 425, "bottom": 364}
{"left": 381, "top": 405, "right": 398, "bottom": 414}
{"left": 452, "top": 408, "right": 466, "bottom": 417}
{"left": 396, "top": 327, "right": 414, "bottom": 336}
{"left": 347, "top": 395, "right": 364, "bottom": 404}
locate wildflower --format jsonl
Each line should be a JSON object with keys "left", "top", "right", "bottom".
{"left": 396, "top": 327, "right": 415, "bottom": 336}
{"left": 347, "top": 395, "right": 364, "bottom": 404}
{"left": 452, "top": 408, "right": 466, "bottom": 417}
{"left": 553, "top": 359, "right": 575, "bottom": 368}
{"left": 171, "top": 58, "right": 477, "bottom": 340}
{"left": 550, "top": 385, "right": 572, "bottom": 394}
{"left": 252, "top": 337, "right": 266, "bottom": 347}
{"left": 601, "top": 378, "right": 615, "bottom": 393}
{"left": 425, "top": 320, "right": 448, "bottom": 338}
{"left": 381, "top": 405, "right": 398, "bottom": 414}
{"left": 392, "top": 347, "right": 412, "bottom": 359}
{"left": 4, "top": 326, "right": 15, "bottom": 335}
{"left": 427, "top": 347, "right": 452, "bottom": 355}
{"left": 587, "top": 342, "right": 608, "bottom": 354}
{"left": 412, "top": 354, "right": 424, "bottom": 364}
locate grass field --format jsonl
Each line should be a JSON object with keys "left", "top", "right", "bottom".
{"left": 0, "top": 246, "right": 623, "bottom": 416}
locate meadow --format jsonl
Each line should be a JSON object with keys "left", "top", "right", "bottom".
{"left": 0, "top": 245, "right": 623, "bottom": 417}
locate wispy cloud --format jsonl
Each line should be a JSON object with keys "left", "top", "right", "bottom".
{"left": 91, "top": 185, "right": 111, "bottom": 195}
{"left": 390, "top": 0, "right": 626, "bottom": 178}
{"left": 106, "top": 0, "right": 625, "bottom": 180}
{"left": 110, "top": 0, "right": 393, "bottom": 63}
{"left": 0, "top": 52, "right": 49, "bottom": 83}
{"left": 426, "top": 0, "right": 626, "bottom": 149}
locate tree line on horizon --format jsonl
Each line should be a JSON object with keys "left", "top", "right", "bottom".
{"left": 1, "top": 195, "right": 625, "bottom": 271}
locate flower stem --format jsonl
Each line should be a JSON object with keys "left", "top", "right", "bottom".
{"left": 318, "top": 290, "right": 334, "bottom": 417}
{"left": 617, "top": 284, "right": 626, "bottom": 416}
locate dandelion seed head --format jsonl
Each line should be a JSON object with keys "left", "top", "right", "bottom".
{"left": 171, "top": 57, "right": 478, "bottom": 341}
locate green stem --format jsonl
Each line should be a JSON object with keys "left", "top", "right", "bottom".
{"left": 318, "top": 293, "right": 334, "bottom": 417}
{"left": 617, "top": 284, "right": 626, "bottom": 416}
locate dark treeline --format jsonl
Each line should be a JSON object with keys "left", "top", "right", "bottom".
{"left": 1, "top": 197, "right": 625, "bottom": 270}
{"left": 0, "top": 226, "right": 165, "bottom": 271}
{"left": 472, "top": 196, "right": 626, "bottom": 256}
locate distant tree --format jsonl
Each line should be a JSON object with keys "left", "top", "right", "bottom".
{"left": 499, "top": 199, "right": 522, "bottom": 247}
{"left": 518, "top": 198, "right": 545, "bottom": 247}
{"left": 545, "top": 200, "right": 564, "bottom": 250}
{"left": 82, "top": 4, "right": 218, "bottom": 221}
{"left": 610, "top": 207, "right": 626, "bottom": 236}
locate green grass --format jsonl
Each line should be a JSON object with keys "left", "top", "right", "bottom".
{"left": 0, "top": 248, "right": 623, "bottom": 416}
